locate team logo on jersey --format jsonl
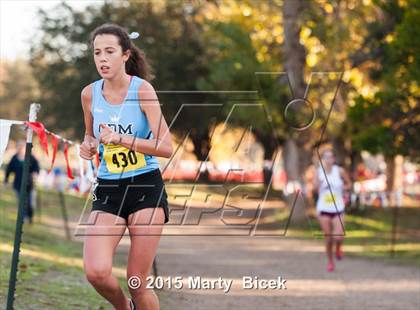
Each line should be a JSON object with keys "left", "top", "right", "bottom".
{"left": 94, "top": 108, "right": 104, "bottom": 113}
{"left": 99, "top": 123, "right": 134, "bottom": 135}
{"left": 110, "top": 114, "right": 120, "bottom": 122}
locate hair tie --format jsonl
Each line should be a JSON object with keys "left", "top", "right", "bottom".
{"left": 129, "top": 32, "right": 140, "bottom": 40}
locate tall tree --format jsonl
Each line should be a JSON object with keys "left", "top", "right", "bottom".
{"left": 200, "top": 0, "right": 288, "bottom": 188}
{"left": 349, "top": 0, "right": 420, "bottom": 192}
{"left": 282, "top": 0, "right": 310, "bottom": 220}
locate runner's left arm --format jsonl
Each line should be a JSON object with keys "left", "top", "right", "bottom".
{"left": 118, "top": 80, "right": 173, "bottom": 158}
{"left": 339, "top": 167, "right": 352, "bottom": 192}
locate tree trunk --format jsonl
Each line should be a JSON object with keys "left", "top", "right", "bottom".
{"left": 262, "top": 145, "right": 276, "bottom": 189}
{"left": 385, "top": 156, "right": 395, "bottom": 194}
{"left": 282, "top": 0, "right": 308, "bottom": 222}
{"left": 283, "top": 139, "right": 300, "bottom": 182}
{"left": 190, "top": 129, "right": 212, "bottom": 181}
{"left": 332, "top": 137, "right": 346, "bottom": 167}
{"left": 254, "top": 129, "right": 280, "bottom": 189}
{"left": 385, "top": 155, "right": 404, "bottom": 207}
{"left": 350, "top": 149, "right": 362, "bottom": 182}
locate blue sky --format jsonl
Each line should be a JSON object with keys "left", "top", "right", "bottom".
{"left": 0, "top": 0, "right": 101, "bottom": 60}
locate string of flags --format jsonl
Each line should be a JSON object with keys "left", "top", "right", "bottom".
{"left": 0, "top": 119, "right": 98, "bottom": 180}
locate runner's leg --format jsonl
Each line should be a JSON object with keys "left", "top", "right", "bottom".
{"left": 318, "top": 214, "right": 334, "bottom": 268}
{"left": 332, "top": 213, "right": 345, "bottom": 259}
{"left": 83, "top": 211, "right": 130, "bottom": 310}
{"left": 127, "top": 207, "right": 165, "bottom": 310}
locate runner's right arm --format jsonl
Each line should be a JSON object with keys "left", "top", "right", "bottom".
{"left": 79, "top": 85, "right": 98, "bottom": 160}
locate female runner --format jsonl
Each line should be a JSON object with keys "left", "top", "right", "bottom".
{"left": 313, "top": 149, "right": 351, "bottom": 272}
{"left": 79, "top": 23, "right": 173, "bottom": 310}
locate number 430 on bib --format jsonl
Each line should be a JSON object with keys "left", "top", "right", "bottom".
{"left": 103, "top": 144, "right": 146, "bottom": 173}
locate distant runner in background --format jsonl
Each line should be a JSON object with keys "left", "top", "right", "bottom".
{"left": 313, "top": 149, "right": 352, "bottom": 272}
{"left": 4, "top": 140, "right": 40, "bottom": 224}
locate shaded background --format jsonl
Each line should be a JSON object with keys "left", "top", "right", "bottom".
{"left": 0, "top": 0, "right": 419, "bottom": 309}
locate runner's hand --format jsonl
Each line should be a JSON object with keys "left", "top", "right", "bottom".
{"left": 79, "top": 135, "right": 98, "bottom": 160}
{"left": 99, "top": 124, "right": 121, "bottom": 145}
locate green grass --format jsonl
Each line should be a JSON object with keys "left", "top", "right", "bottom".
{"left": 274, "top": 206, "right": 420, "bottom": 266}
{"left": 0, "top": 187, "right": 137, "bottom": 310}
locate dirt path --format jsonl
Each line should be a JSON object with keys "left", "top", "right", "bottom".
{"left": 151, "top": 234, "right": 419, "bottom": 310}
{"left": 44, "top": 206, "right": 419, "bottom": 310}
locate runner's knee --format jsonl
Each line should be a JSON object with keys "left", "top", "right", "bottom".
{"left": 85, "top": 264, "right": 113, "bottom": 285}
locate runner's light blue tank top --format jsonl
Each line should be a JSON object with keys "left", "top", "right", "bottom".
{"left": 91, "top": 75, "right": 160, "bottom": 179}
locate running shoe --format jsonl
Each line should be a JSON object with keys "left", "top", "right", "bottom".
{"left": 129, "top": 298, "right": 136, "bottom": 310}
{"left": 327, "top": 261, "right": 335, "bottom": 272}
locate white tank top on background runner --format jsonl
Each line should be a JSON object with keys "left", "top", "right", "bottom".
{"left": 316, "top": 165, "right": 345, "bottom": 214}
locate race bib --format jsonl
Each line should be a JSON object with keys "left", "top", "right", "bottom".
{"left": 323, "top": 193, "right": 336, "bottom": 204}
{"left": 103, "top": 144, "right": 146, "bottom": 173}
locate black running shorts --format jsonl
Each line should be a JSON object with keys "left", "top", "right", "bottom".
{"left": 91, "top": 168, "right": 169, "bottom": 223}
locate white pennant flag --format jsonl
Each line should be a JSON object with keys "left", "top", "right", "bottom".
{"left": 0, "top": 119, "right": 23, "bottom": 167}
